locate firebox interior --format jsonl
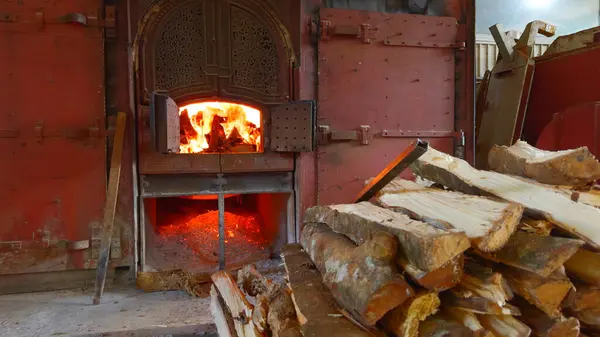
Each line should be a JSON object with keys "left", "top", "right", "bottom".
{"left": 179, "top": 101, "right": 263, "bottom": 154}
{"left": 142, "top": 192, "right": 288, "bottom": 273}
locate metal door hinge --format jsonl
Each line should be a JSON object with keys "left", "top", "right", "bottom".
{"left": 315, "top": 21, "right": 373, "bottom": 43}
{"left": 317, "top": 125, "right": 371, "bottom": 145}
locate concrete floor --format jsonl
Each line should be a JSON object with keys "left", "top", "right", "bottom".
{"left": 0, "top": 286, "right": 216, "bottom": 337}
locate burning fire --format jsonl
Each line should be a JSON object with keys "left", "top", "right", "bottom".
{"left": 158, "top": 210, "right": 268, "bottom": 263}
{"left": 179, "top": 102, "right": 262, "bottom": 153}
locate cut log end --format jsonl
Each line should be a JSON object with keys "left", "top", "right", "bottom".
{"left": 381, "top": 292, "right": 441, "bottom": 337}
{"left": 398, "top": 254, "right": 464, "bottom": 292}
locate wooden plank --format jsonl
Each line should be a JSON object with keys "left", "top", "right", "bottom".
{"left": 304, "top": 202, "right": 470, "bottom": 271}
{"left": 411, "top": 146, "right": 600, "bottom": 251}
{"left": 475, "top": 231, "right": 583, "bottom": 277}
{"left": 397, "top": 254, "right": 464, "bottom": 292}
{"left": 564, "top": 248, "right": 600, "bottom": 286}
{"left": 380, "top": 292, "right": 440, "bottom": 337}
{"left": 353, "top": 140, "right": 428, "bottom": 202}
{"left": 281, "top": 244, "right": 372, "bottom": 337}
{"left": 376, "top": 179, "right": 523, "bottom": 252}
{"left": 93, "top": 111, "right": 127, "bottom": 305}
{"left": 300, "top": 222, "right": 413, "bottom": 325}
{"left": 488, "top": 141, "right": 600, "bottom": 186}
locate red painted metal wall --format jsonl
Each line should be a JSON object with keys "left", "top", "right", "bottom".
{"left": 0, "top": 0, "right": 106, "bottom": 274}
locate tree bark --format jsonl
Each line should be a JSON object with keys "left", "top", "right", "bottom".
{"left": 488, "top": 141, "right": 600, "bottom": 186}
{"left": 304, "top": 202, "right": 470, "bottom": 271}
{"left": 474, "top": 231, "right": 583, "bottom": 277}
{"left": 397, "top": 254, "right": 464, "bottom": 291}
{"left": 380, "top": 292, "right": 441, "bottom": 337}
{"left": 376, "top": 179, "right": 523, "bottom": 252}
{"left": 300, "top": 222, "right": 414, "bottom": 325}
{"left": 281, "top": 244, "right": 372, "bottom": 337}
{"left": 410, "top": 146, "right": 600, "bottom": 251}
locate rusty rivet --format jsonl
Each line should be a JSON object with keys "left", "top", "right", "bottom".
{"left": 411, "top": 79, "right": 420, "bottom": 83}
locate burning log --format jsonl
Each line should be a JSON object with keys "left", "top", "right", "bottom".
{"left": 410, "top": 146, "right": 600, "bottom": 251}
{"left": 512, "top": 296, "right": 580, "bottom": 337}
{"left": 300, "top": 222, "right": 414, "bottom": 325}
{"left": 227, "top": 126, "right": 243, "bottom": 145}
{"left": 478, "top": 314, "right": 532, "bottom": 337}
{"left": 376, "top": 179, "right": 523, "bottom": 252}
{"left": 488, "top": 140, "right": 600, "bottom": 186}
{"left": 207, "top": 115, "right": 227, "bottom": 152}
{"left": 397, "top": 254, "right": 464, "bottom": 291}
{"left": 179, "top": 109, "right": 198, "bottom": 145}
{"left": 564, "top": 248, "right": 600, "bottom": 286}
{"left": 474, "top": 231, "right": 584, "bottom": 277}
{"left": 281, "top": 244, "right": 372, "bottom": 337}
{"left": 499, "top": 266, "right": 573, "bottom": 318}
{"left": 304, "top": 202, "right": 470, "bottom": 271}
{"left": 380, "top": 292, "right": 441, "bottom": 337}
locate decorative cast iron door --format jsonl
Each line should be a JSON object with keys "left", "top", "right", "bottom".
{"left": 0, "top": 0, "right": 108, "bottom": 274}
{"left": 317, "top": 8, "right": 464, "bottom": 205}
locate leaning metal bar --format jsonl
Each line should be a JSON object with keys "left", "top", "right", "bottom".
{"left": 353, "top": 139, "right": 429, "bottom": 203}
{"left": 217, "top": 174, "right": 226, "bottom": 270}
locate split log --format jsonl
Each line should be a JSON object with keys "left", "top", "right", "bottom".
{"left": 300, "top": 222, "right": 414, "bottom": 325}
{"left": 397, "top": 254, "right": 464, "bottom": 291}
{"left": 211, "top": 271, "right": 261, "bottom": 337}
{"left": 418, "top": 315, "right": 475, "bottom": 337}
{"left": 519, "top": 218, "right": 553, "bottom": 236}
{"left": 304, "top": 202, "right": 470, "bottom": 271}
{"left": 513, "top": 295, "right": 580, "bottom": 337}
{"left": 564, "top": 248, "right": 600, "bottom": 286}
{"left": 252, "top": 294, "right": 268, "bottom": 333}
{"left": 281, "top": 244, "right": 372, "bottom": 337}
{"left": 488, "top": 141, "right": 600, "bottom": 186}
{"left": 570, "top": 306, "right": 600, "bottom": 327}
{"left": 380, "top": 292, "right": 441, "bottom": 337}
{"left": 267, "top": 286, "right": 302, "bottom": 337}
{"left": 440, "top": 291, "right": 521, "bottom": 315}
{"left": 210, "top": 285, "right": 238, "bottom": 337}
{"left": 478, "top": 315, "right": 532, "bottom": 337}
{"left": 563, "top": 282, "right": 600, "bottom": 312}
{"left": 376, "top": 179, "right": 523, "bottom": 252}
{"left": 454, "top": 259, "right": 514, "bottom": 307}
{"left": 474, "top": 231, "right": 583, "bottom": 277}
{"left": 410, "top": 146, "right": 600, "bottom": 250}
{"left": 237, "top": 264, "right": 271, "bottom": 297}
{"left": 499, "top": 266, "right": 573, "bottom": 318}
{"left": 442, "top": 307, "right": 494, "bottom": 337}
{"left": 509, "top": 175, "right": 600, "bottom": 208}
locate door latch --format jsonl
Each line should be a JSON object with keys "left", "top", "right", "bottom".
{"left": 317, "top": 125, "right": 371, "bottom": 145}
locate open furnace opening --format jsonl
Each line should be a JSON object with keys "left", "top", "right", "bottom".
{"left": 179, "top": 102, "right": 263, "bottom": 154}
{"left": 142, "top": 191, "right": 290, "bottom": 273}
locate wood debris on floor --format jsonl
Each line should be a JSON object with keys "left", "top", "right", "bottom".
{"left": 211, "top": 142, "right": 600, "bottom": 337}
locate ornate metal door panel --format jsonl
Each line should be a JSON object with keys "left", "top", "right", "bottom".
{"left": 0, "top": 0, "right": 106, "bottom": 274}
{"left": 317, "top": 8, "right": 461, "bottom": 205}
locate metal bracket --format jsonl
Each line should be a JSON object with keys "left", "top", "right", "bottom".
{"left": 318, "top": 21, "right": 373, "bottom": 44}
{"left": 317, "top": 125, "right": 371, "bottom": 145}
{"left": 384, "top": 36, "right": 465, "bottom": 49}
{"left": 34, "top": 119, "right": 103, "bottom": 142}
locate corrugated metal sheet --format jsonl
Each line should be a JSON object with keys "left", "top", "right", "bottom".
{"left": 475, "top": 33, "right": 550, "bottom": 79}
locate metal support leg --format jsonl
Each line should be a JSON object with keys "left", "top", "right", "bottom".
{"left": 218, "top": 192, "right": 225, "bottom": 270}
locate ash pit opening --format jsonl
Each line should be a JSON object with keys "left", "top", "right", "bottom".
{"left": 143, "top": 193, "right": 288, "bottom": 273}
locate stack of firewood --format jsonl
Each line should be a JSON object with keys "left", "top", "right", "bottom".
{"left": 211, "top": 141, "right": 600, "bottom": 337}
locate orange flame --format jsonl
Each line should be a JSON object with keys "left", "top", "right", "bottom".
{"left": 179, "top": 102, "right": 262, "bottom": 153}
